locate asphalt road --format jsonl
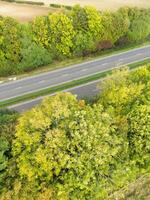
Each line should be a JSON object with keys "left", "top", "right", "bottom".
{"left": 8, "top": 80, "right": 100, "bottom": 112}
{"left": 0, "top": 45, "right": 150, "bottom": 102}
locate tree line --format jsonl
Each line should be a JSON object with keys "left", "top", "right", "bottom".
{"left": 0, "top": 63, "right": 150, "bottom": 199}
{"left": 0, "top": 5, "right": 150, "bottom": 76}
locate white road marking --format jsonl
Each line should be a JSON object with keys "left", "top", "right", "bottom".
{"left": 92, "top": 89, "right": 99, "bottom": 92}
{"left": 38, "top": 80, "right": 46, "bottom": 84}
{"left": 81, "top": 68, "right": 88, "bottom": 72}
{"left": 62, "top": 74, "right": 69, "bottom": 77}
{"left": 132, "top": 53, "right": 143, "bottom": 58}
{"left": 136, "top": 53, "right": 143, "bottom": 56}
{"left": 102, "top": 63, "right": 108, "bottom": 65}
{"left": 15, "top": 87, "right": 22, "bottom": 90}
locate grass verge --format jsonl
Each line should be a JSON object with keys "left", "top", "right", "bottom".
{"left": 0, "top": 58, "right": 150, "bottom": 108}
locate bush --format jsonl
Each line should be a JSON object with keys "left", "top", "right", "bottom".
{"left": 50, "top": 4, "right": 72, "bottom": 10}
{"left": 18, "top": 37, "right": 53, "bottom": 72}
{"left": 1, "top": 0, "right": 14, "bottom": 2}
{"left": 63, "top": 5, "right": 72, "bottom": 10}
{"left": 0, "top": 61, "right": 17, "bottom": 76}
{"left": 0, "top": 109, "right": 19, "bottom": 192}
{"left": 128, "top": 105, "right": 150, "bottom": 169}
{"left": 15, "top": 0, "right": 44, "bottom": 6}
{"left": 127, "top": 8, "right": 150, "bottom": 42}
{"left": 50, "top": 3, "right": 61, "bottom": 8}
{"left": 0, "top": 109, "right": 19, "bottom": 142}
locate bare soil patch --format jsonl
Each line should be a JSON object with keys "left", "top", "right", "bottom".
{"left": 0, "top": 1, "right": 56, "bottom": 22}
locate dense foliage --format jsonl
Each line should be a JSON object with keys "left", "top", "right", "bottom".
{"left": 0, "top": 109, "right": 19, "bottom": 192}
{"left": 0, "top": 63, "right": 149, "bottom": 199}
{"left": 0, "top": 6, "right": 150, "bottom": 76}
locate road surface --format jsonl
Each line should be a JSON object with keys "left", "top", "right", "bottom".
{"left": 8, "top": 80, "right": 100, "bottom": 112}
{"left": 0, "top": 45, "right": 150, "bottom": 102}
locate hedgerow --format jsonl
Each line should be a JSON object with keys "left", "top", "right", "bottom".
{"left": 0, "top": 6, "right": 150, "bottom": 76}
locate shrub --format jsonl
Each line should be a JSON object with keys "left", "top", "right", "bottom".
{"left": 15, "top": 0, "right": 44, "bottom": 5}
{"left": 50, "top": 3, "right": 61, "bottom": 8}
{"left": 63, "top": 5, "right": 72, "bottom": 10}
{"left": 128, "top": 105, "right": 150, "bottom": 169}
{"left": 127, "top": 8, "right": 150, "bottom": 42}
{"left": 1, "top": 0, "right": 14, "bottom": 2}
{"left": 0, "top": 109, "right": 19, "bottom": 192}
{"left": 18, "top": 37, "right": 53, "bottom": 72}
{"left": 0, "top": 137, "right": 9, "bottom": 191}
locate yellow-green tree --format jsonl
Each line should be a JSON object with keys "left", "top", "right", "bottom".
{"left": 31, "top": 16, "right": 51, "bottom": 49}
{"left": 128, "top": 104, "right": 150, "bottom": 169}
{"left": 13, "top": 93, "right": 127, "bottom": 199}
{"left": 98, "top": 68, "right": 144, "bottom": 115}
{"left": 48, "top": 13, "right": 75, "bottom": 57}
{"left": 127, "top": 8, "right": 150, "bottom": 42}
{"left": 100, "top": 9, "right": 130, "bottom": 47}
{"left": 71, "top": 5, "right": 103, "bottom": 55}
{"left": 0, "top": 17, "right": 21, "bottom": 75}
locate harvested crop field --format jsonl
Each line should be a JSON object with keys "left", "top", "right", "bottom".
{"left": 0, "top": 0, "right": 150, "bottom": 22}
{"left": 27, "top": 0, "right": 150, "bottom": 10}
{"left": 0, "top": 1, "right": 57, "bottom": 22}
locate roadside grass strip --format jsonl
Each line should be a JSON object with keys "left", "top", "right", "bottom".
{"left": 0, "top": 58, "right": 150, "bottom": 108}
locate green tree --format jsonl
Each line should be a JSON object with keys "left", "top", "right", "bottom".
{"left": 0, "top": 17, "right": 21, "bottom": 76}
{"left": 98, "top": 68, "right": 144, "bottom": 115}
{"left": 128, "top": 105, "right": 150, "bottom": 169}
{"left": 0, "top": 109, "right": 19, "bottom": 192}
{"left": 71, "top": 5, "right": 102, "bottom": 55}
{"left": 0, "top": 137, "right": 9, "bottom": 191}
{"left": 127, "top": 8, "right": 150, "bottom": 41}
{"left": 31, "top": 16, "right": 51, "bottom": 49}
{"left": 13, "top": 93, "right": 128, "bottom": 199}
{"left": 18, "top": 37, "right": 52, "bottom": 72}
{"left": 100, "top": 9, "right": 129, "bottom": 47}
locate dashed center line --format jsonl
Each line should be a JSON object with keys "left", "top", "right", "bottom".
{"left": 102, "top": 63, "right": 108, "bottom": 66}
{"left": 62, "top": 74, "right": 69, "bottom": 77}
{"left": 15, "top": 87, "right": 22, "bottom": 90}
{"left": 38, "top": 80, "right": 46, "bottom": 84}
{"left": 81, "top": 68, "right": 88, "bottom": 72}
{"left": 92, "top": 88, "right": 99, "bottom": 92}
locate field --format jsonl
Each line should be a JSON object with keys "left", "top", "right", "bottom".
{"left": 0, "top": 1, "right": 56, "bottom": 22}
{"left": 1, "top": 0, "right": 150, "bottom": 22}
{"left": 25, "top": 0, "right": 150, "bottom": 10}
